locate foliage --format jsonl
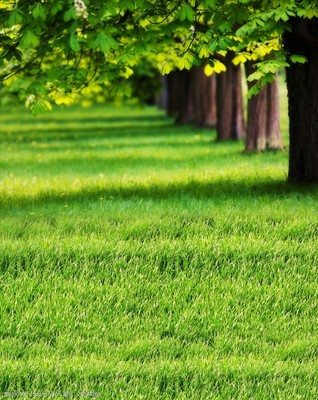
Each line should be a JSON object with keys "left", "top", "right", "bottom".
{"left": 128, "top": 60, "right": 163, "bottom": 104}
{"left": 1, "top": 1, "right": 318, "bottom": 109}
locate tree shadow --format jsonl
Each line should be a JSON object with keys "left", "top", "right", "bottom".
{"left": 1, "top": 123, "right": 199, "bottom": 144}
{"left": 1, "top": 114, "right": 170, "bottom": 126}
{"left": 2, "top": 178, "right": 317, "bottom": 210}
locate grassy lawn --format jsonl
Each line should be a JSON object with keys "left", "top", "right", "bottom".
{"left": 1, "top": 101, "right": 318, "bottom": 399}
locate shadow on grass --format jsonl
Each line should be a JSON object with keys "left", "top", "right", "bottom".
{"left": 2, "top": 178, "right": 318, "bottom": 210}
{"left": 1, "top": 114, "right": 171, "bottom": 125}
{"left": 1, "top": 124, "right": 201, "bottom": 144}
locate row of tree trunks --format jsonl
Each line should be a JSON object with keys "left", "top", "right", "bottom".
{"left": 163, "top": 63, "right": 282, "bottom": 152}
{"left": 245, "top": 64, "right": 283, "bottom": 151}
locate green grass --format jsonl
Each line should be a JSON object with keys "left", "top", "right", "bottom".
{"left": 1, "top": 100, "right": 318, "bottom": 399}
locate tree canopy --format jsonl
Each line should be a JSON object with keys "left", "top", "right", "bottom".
{"left": 1, "top": 0, "right": 318, "bottom": 112}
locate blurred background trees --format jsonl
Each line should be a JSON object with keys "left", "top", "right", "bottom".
{"left": 1, "top": 1, "right": 318, "bottom": 181}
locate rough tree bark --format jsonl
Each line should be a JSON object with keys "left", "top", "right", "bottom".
{"left": 216, "top": 54, "right": 245, "bottom": 140}
{"left": 283, "top": 17, "right": 318, "bottom": 183}
{"left": 245, "top": 63, "right": 282, "bottom": 151}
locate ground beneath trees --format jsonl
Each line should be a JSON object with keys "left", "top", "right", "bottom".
{"left": 0, "top": 104, "right": 317, "bottom": 399}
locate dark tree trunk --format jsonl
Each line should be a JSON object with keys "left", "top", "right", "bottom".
{"left": 166, "top": 70, "right": 193, "bottom": 123}
{"left": 176, "top": 70, "right": 194, "bottom": 124}
{"left": 216, "top": 54, "right": 245, "bottom": 140}
{"left": 283, "top": 17, "right": 318, "bottom": 183}
{"left": 191, "top": 67, "right": 217, "bottom": 127}
{"left": 245, "top": 63, "right": 282, "bottom": 151}
{"left": 166, "top": 71, "right": 182, "bottom": 117}
{"left": 166, "top": 68, "right": 216, "bottom": 127}
{"left": 245, "top": 84, "right": 267, "bottom": 151}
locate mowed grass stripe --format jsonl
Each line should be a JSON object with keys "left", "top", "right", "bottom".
{"left": 1, "top": 103, "right": 318, "bottom": 398}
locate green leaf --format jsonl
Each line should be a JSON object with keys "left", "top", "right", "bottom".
{"left": 274, "top": 8, "right": 294, "bottom": 22}
{"left": 232, "top": 53, "right": 248, "bottom": 65}
{"left": 209, "top": 38, "right": 218, "bottom": 52}
{"left": 290, "top": 54, "right": 307, "bottom": 64}
{"left": 217, "top": 37, "right": 233, "bottom": 50}
{"left": 219, "top": 23, "right": 231, "bottom": 33}
{"left": 20, "top": 31, "right": 40, "bottom": 48}
{"left": 259, "top": 62, "right": 280, "bottom": 74}
{"left": 162, "top": 61, "right": 173, "bottom": 75}
{"left": 51, "top": 2, "right": 63, "bottom": 16}
{"left": 32, "top": 4, "right": 46, "bottom": 21}
{"left": 203, "top": 0, "right": 216, "bottom": 8}
{"left": 198, "top": 45, "right": 210, "bottom": 58}
{"left": 236, "top": 25, "right": 248, "bottom": 37}
{"left": 122, "top": 0, "right": 135, "bottom": 11}
{"left": 93, "top": 36, "right": 109, "bottom": 53}
{"left": 69, "top": 33, "right": 81, "bottom": 52}
{"left": 8, "top": 9, "right": 24, "bottom": 26}
{"left": 100, "top": 4, "right": 117, "bottom": 19}
{"left": 178, "top": 57, "right": 191, "bottom": 70}
{"left": 178, "top": 4, "right": 195, "bottom": 22}
{"left": 105, "top": 34, "right": 118, "bottom": 50}
{"left": 304, "top": 8, "right": 318, "bottom": 19}
{"left": 94, "top": 32, "right": 118, "bottom": 53}
{"left": 30, "top": 99, "right": 53, "bottom": 115}
{"left": 64, "top": 8, "right": 76, "bottom": 22}
{"left": 205, "top": 60, "right": 226, "bottom": 75}
{"left": 247, "top": 70, "right": 263, "bottom": 82}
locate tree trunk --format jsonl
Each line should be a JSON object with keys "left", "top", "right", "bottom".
{"left": 191, "top": 67, "right": 217, "bottom": 127}
{"left": 283, "top": 17, "right": 318, "bottom": 183}
{"left": 245, "top": 63, "right": 282, "bottom": 151}
{"left": 245, "top": 85, "right": 267, "bottom": 151}
{"left": 166, "top": 68, "right": 216, "bottom": 127}
{"left": 216, "top": 54, "right": 245, "bottom": 140}
{"left": 176, "top": 70, "right": 194, "bottom": 124}
{"left": 266, "top": 75, "right": 282, "bottom": 150}
{"left": 166, "top": 71, "right": 182, "bottom": 117}
{"left": 155, "top": 76, "right": 168, "bottom": 109}
{"left": 166, "top": 70, "right": 193, "bottom": 123}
